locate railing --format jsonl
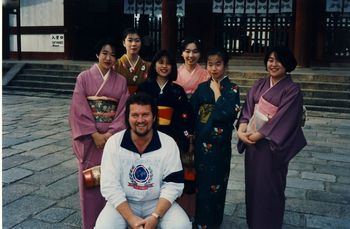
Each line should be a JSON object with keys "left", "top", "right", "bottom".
{"left": 214, "top": 13, "right": 293, "bottom": 56}
{"left": 134, "top": 15, "right": 184, "bottom": 58}
{"left": 325, "top": 13, "right": 350, "bottom": 60}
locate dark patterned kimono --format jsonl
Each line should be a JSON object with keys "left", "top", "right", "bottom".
{"left": 190, "top": 76, "right": 240, "bottom": 227}
{"left": 137, "top": 79, "right": 193, "bottom": 154}
{"left": 237, "top": 76, "right": 307, "bottom": 229}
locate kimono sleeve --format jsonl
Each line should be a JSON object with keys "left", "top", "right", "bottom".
{"left": 211, "top": 82, "right": 240, "bottom": 123}
{"left": 190, "top": 85, "right": 201, "bottom": 121}
{"left": 160, "top": 138, "right": 184, "bottom": 203}
{"left": 100, "top": 134, "right": 127, "bottom": 208}
{"left": 237, "top": 78, "right": 265, "bottom": 125}
{"left": 259, "top": 84, "right": 304, "bottom": 151}
{"left": 174, "top": 86, "right": 194, "bottom": 135}
{"left": 68, "top": 73, "right": 97, "bottom": 140}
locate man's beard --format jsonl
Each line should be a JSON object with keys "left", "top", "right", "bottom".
{"left": 133, "top": 125, "right": 152, "bottom": 137}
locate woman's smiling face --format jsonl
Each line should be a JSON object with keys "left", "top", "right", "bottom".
{"left": 156, "top": 56, "right": 172, "bottom": 79}
{"left": 267, "top": 52, "right": 286, "bottom": 80}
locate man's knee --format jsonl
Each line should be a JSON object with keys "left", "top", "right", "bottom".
{"left": 95, "top": 203, "right": 127, "bottom": 228}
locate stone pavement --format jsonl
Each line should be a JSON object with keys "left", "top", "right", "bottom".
{"left": 2, "top": 93, "right": 350, "bottom": 229}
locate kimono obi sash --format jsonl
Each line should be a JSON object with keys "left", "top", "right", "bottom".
{"left": 258, "top": 96, "right": 278, "bottom": 119}
{"left": 87, "top": 96, "right": 118, "bottom": 123}
{"left": 158, "top": 106, "right": 174, "bottom": 125}
{"left": 128, "top": 85, "right": 138, "bottom": 95}
{"left": 247, "top": 96, "right": 278, "bottom": 133}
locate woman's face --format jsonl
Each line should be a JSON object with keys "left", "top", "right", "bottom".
{"left": 267, "top": 52, "right": 286, "bottom": 79}
{"left": 207, "top": 54, "right": 225, "bottom": 81}
{"left": 155, "top": 56, "right": 172, "bottom": 79}
{"left": 123, "top": 33, "right": 141, "bottom": 55}
{"left": 182, "top": 42, "right": 200, "bottom": 67}
{"left": 97, "top": 44, "right": 116, "bottom": 73}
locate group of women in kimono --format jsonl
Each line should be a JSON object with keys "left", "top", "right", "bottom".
{"left": 69, "top": 27, "right": 306, "bottom": 229}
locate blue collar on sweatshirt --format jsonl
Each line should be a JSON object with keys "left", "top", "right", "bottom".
{"left": 120, "top": 129, "right": 161, "bottom": 154}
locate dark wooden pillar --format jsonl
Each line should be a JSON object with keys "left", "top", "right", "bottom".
{"left": 2, "top": 6, "right": 10, "bottom": 59}
{"left": 294, "top": 0, "right": 312, "bottom": 67}
{"left": 161, "top": 0, "right": 177, "bottom": 58}
{"left": 313, "top": 0, "right": 326, "bottom": 65}
{"left": 184, "top": 0, "right": 212, "bottom": 60}
{"left": 294, "top": 0, "right": 325, "bottom": 67}
{"left": 16, "top": 0, "right": 22, "bottom": 60}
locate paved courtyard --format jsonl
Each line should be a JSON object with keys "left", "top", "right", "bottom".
{"left": 2, "top": 93, "right": 350, "bottom": 228}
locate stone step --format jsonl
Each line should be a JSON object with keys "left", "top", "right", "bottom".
{"left": 228, "top": 71, "right": 350, "bottom": 83}
{"left": 3, "top": 86, "right": 73, "bottom": 95}
{"left": 304, "top": 97, "right": 350, "bottom": 108}
{"left": 238, "top": 92, "right": 350, "bottom": 108}
{"left": 21, "top": 68, "right": 81, "bottom": 77}
{"left": 15, "top": 73, "right": 77, "bottom": 83}
{"left": 8, "top": 79, "right": 75, "bottom": 90}
{"left": 25, "top": 63, "right": 91, "bottom": 71}
{"left": 302, "top": 89, "right": 350, "bottom": 100}
{"left": 230, "top": 77, "right": 350, "bottom": 91}
{"left": 4, "top": 62, "right": 350, "bottom": 113}
{"left": 305, "top": 105, "right": 350, "bottom": 113}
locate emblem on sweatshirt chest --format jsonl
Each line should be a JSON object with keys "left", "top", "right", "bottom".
{"left": 128, "top": 165, "right": 154, "bottom": 190}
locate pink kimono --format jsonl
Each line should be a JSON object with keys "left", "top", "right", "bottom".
{"left": 175, "top": 64, "right": 210, "bottom": 95}
{"left": 69, "top": 64, "right": 129, "bottom": 229}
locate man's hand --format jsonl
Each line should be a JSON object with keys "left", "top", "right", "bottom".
{"left": 127, "top": 215, "right": 145, "bottom": 229}
{"left": 135, "top": 215, "right": 158, "bottom": 229}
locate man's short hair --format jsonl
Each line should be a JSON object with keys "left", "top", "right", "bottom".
{"left": 125, "top": 92, "right": 158, "bottom": 129}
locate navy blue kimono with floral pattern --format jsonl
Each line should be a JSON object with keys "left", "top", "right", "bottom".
{"left": 190, "top": 76, "right": 240, "bottom": 227}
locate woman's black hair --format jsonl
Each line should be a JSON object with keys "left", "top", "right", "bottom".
{"left": 94, "top": 37, "right": 117, "bottom": 56}
{"left": 124, "top": 92, "right": 159, "bottom": 130}
{"left": 206, "top": 48, "right": 229, "bottom": 66}
{"left": 180, "top": 36, "right": 202, "bottom": 53}
{"left": 122, "top": 27, "right": 141, "bottom": 40}
{"left": 264, "top": 46, "right": 297, "bottom": 72}
{"left": 148, "top": 49, "right": 178, "bottom": 82}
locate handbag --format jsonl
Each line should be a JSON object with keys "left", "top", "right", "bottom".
{"left": 83, "top": 165, "right": 101, "bottom": 188}
{"left": 181, "top": 136, "right": 195, "bottom": 168}
{"left": 247, "top": 106, "right": 269, "bottom": 132}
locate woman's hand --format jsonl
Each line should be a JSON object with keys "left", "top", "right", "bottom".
{"left": 91, "top": 132, "right": 106, "bottom": 149}
{"left": 248, "top": 131, "right": 264, "bottom": 142}
{"left": 237, "top": 131, "right": 256, "bottom": 145}
{"left": 103, "top": 132, "right": 112, "bottom": 141}
{"left": 237, "top": 123, "right": 256, "bottom": 145}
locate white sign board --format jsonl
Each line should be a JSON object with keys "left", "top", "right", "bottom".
{"left": 51, "top": 34, "right": 64, "bottom": 47}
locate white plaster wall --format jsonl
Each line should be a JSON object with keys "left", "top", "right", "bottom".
{"left": 21, "top": 0, "right": 64, "bottom": 26}
{"left": 10, "top": 35, "right": 18, "bottom": 52}
{"left": 20, "top": 34, "right": 64, "bottom": 52}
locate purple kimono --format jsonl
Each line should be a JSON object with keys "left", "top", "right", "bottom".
{"left": 237, "top": 76, "right": 307, "bottom": 229}
{"left": 69, "top": 64, "right": 129, "bottom": 229}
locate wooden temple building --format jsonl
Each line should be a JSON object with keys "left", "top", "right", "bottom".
{"left": 2, "top": 0, "right": 350, "bottom": 67}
